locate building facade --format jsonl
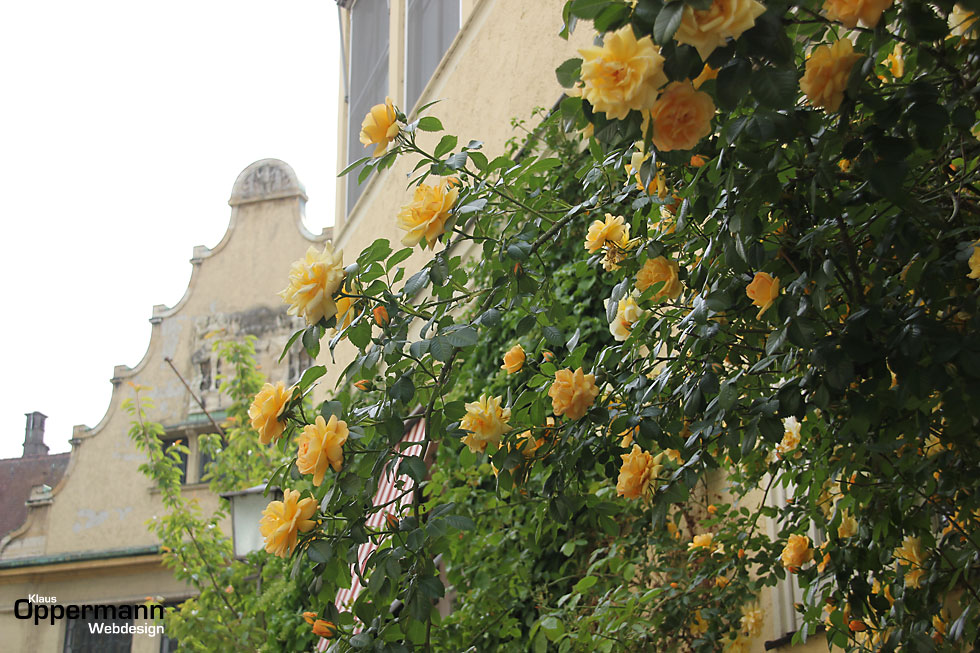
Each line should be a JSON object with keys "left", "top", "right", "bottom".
{"left": 0, "top": 159, "right": 328, "bottom": 652}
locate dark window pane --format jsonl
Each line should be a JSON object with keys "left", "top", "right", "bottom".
{"left": 405, "top": 0, "right": 459, "bottom": 112}
{"left": 63, "top": 612, "right": 132, "bottom": 653}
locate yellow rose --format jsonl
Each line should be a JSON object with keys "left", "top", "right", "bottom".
{"left": 249, "top": 381, "right": 292, "bottom": 445}
{"left": 780, "top": 534, "right": 813, "bottom": 569}
{"left": 883, "top": 42, "right": 904, "bottom": 80}
{"left": 585, "top": 213, "right": 629, "bottom": 254}
{"left": 776, "top": 416, "right": 801, "bottom": 456}
{"left": 296, "top": 414, "right": 349, "bottom": 486}
{"left": 690, "top": 610, "right": 709, "bottom": 636}
{"left": 822, "top": 0, "right": 892, "bottom": 27}
{"left": 950, "top": 5, "right": 979, "bottom": 41}
{"left": 648, "top": 81, "right": 716, "bottom": 152}
{"left": 501, "top": 344, "right": 526, "bottom": 374}
{"left": 967, "top": 242, "right": 980, "bottom": 279}
{"left": 396, "top": 177, "right": 459, "bottom": 248}
{"left": 616, "top": 444, "right": 663, "bottom": 499}
{"left": 259, "top": 489, "right": 317, "bottom": 558}
{"left": 689, "top": 532, "right": 718, "bottom": 551}
{"left": 610, "top": 295, "right": 643, "bottom": 342}
{"left": 280, "top": 242, "right": 346, "bottom": 326}
{"left": 312, "top": 619, "right": 337, "bottom": 638}
{"left": 693, "top": 64, "right": 719, "bottom": 89}
{"left": 578, "top": 25, "right": 668, "bottom": 120}
{"left": 800, "top": 39, "right": 863, "bottom": 113}
{"left": 302, "top": 611, "right": 317, "bottom": 625}
{"left": 838, "top": 510, "right": 858, "bottom": 538}
{"left": 335, "top": 295, "right": 357, "bottom": 332}
{"left": 741, "top": 608, "right": 764, "bottom": 637}
{"left": 894, "top": 536, "right": 927, "bottom": 584}
{"left": 636, "top": 256, "right": 683, "bottom": 300}
{"left": 359, "top": 96, "right": 400, "bottom": 158}
{"left": 674, "top": 0, "right": 767, "bottom": 61}
{"left": 746, "top": 271, "right": 780, "bottom": 319}
{"left": 460, "top": 394, "right": 512, "bottom": 453}
{"left": 548, "top": 367, "right": 600, "bottom": 421}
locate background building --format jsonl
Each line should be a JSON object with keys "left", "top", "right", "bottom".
{"left": 0, "top": 159, "right": 327, "bottom": 652}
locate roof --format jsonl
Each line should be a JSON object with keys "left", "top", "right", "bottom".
{"left": 0, "top": 453, "right": 70, "bottom": 540}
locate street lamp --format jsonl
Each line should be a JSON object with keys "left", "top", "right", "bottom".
{"left": 220, "top": 485, "right": 280, "bottom": 558}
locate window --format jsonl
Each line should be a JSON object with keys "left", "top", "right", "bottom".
{"left": 160, "top": 437, "right": 189, "bottom": 485}
{"left": 766, "top": 480, "right": 827, "bottom": 641}
{"left": 347, "top": 0, "right": 390, "bottom": 214}
{"left": 63, "top": 610, "right": 132, "bottom": 652}
{"left": 404, "top": 0, "right": 460, "bottom": 113}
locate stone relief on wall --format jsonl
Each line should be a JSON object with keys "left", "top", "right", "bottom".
{"left": 187, "top": 306, "right": 305, "bottom": 415}
{"left": 228, "top": 159, "right": 306, "bottom": 206}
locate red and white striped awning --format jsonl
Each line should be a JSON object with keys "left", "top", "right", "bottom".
{"left": 317, "top": 419, "right": 426, "bottom": 650}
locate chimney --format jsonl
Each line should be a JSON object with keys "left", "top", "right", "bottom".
{"left": 23, "top": 411, "right": 49, "bottom": 457}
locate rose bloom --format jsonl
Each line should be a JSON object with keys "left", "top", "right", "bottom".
{"left": 373, "top": 305, "right": 390, "bottom": 326}
{"left": 259, "top": 489, "right": 317, "bottom": 558}
{"left": 585, "top": 213, "right": 629, "bottom": 254}
{"left": 335, "top": 295, "right": 357, "bottom": 332}
{"left": 312, "top": 619, "right": 337, "bottom": 638}
{"left": 501, "top": 344, "right": 526, "bottom": 374}
{"left": 636, "top": 256, "right": 682, "bottom": 300}
{"left": 548, "top": 367, "right": 600, "bottom": 420}
{"left": 460, "top": 394, "right": 512, "bottom": 453}
{"left": 297, "top": 414, "right": 349, "bottom": 486}
{"left": 689, "top": 532, "right": 718, "bottom": 551}
{"left": 776, "top": 415, "right": 801, "bottom": 456}
{"left": 397, "top": 177, "right": 459, "bottom": 248}
{"left": 249, "top": 382, "right": 292, "bottom": 445}
{"left": 894, "top": 535, "right": 926, "bottom": 572}
{"left": 302, "top": 611, "right": 317, "bottom": 625}
{"left": 610, "top": 295, "right": 643, "bottom": 342}
{"left": 950, "top": 5, "right": 978, "bottom": 40}
{"left": 780, "top": 534, "right": 814, "bottom": 569}
{"left": 578, "top": 25, "right": 668, "bottom": 120}
{"left": 280, "top": 243, "right": 346, "bottom": 326}
{"left": 746, "top": 271, "right": 780, "bottom": 319}
{"left": 741, "top": 608, "right": 765, "bottom": 637}
{"left": 838, "top": 510, "right": 858, "bottom": 538}
{"left": 822, "top": 0, "right": 892, "bottom": 27}
{"left": 674, "top": 0, "right": 767, "bottom": 61}
{"left": 883, "top": 43, "right": 904, "bottom": 79}
{"left": 616, "top": 445, "right": 663, "bottom": 499}
{"left": 359, "top": 96, "right": 399, "bottom": 158}
{"left": 648, "top": 81, "right": 716, "bottom": 152}
{"left": 800, "top": 39, "right": 863, "bottom": 113}
{"left": 967, "top": 242, "right": 980, "bottom": 279}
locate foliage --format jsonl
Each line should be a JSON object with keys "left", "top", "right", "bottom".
{"left": 246, "top": 0, "right": 980, "bottom": 650}
{"left": 124, "top": 338, "right": 319, "bottom": 652}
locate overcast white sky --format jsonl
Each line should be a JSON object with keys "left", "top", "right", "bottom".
{"left": 0, "top": 1, "right": 340, "bottom": 459}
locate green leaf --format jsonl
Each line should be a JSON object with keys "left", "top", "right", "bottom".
{"left": 417, "top": 116, "right": 443, "bottom": 132}
{"left": 542, "top": 325, "right": 564, "bottom": 347}
{"left": 389, "top": 374, "right": 416, "bottom": 403}
{"left": 401, "top": 456, "right": 427, "bottom": 483}
{"left": 750, "top": 67, "right": 798, "bottom": 109}
{"left": 404, "top": 268, "right": 430, "bottom": 296}
{"left": 716, "top": 59, "right": 751, "bottom": 110}
{"left": 430, "top": 336, "right": 454, "bottom": 362}
{"left": 434, "top": 134, "right": 458, "bottom": 158}
{"left": 299, "top": 365, "right": 326, "bottom": 391}
{"left": 387, "top": 247, "right": 413, "bottom": 270}
{"left": 448, "top": 151, "right": 468, "bottom": 169}
{"left": 446, "top": 326, "right": 478, "bottom": 348}
{"left": 569, "top": 0, "right": 612, "bottom": 19}
{"left": 279, "top": 328, "right": 304, "bottom": 363}
{"left": 302, "top": 325, "right": 320, "bottom": 358}
{"left": 443, "top": 514, "right": 476, "bottom": 530}
{"left": 573, "top": 575, "right": 598, "bottom": 592}
{"left": 307, "top": 540, "right": 332, "bottom": 564}
{"left": 654, "top": 2, "right": 684, "bottom": 44}
{"left": 556, "top": 58, "right": 583, "bottom": 88}
{"left": 339, "top": 156, "right": 371, "bottom": 177}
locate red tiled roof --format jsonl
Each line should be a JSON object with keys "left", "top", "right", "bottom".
{"left": 0, "top": 453, "right": 70, "bottom": 540}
